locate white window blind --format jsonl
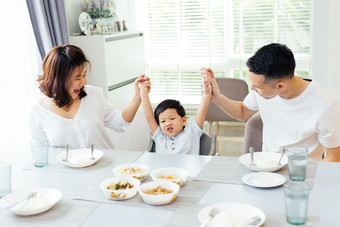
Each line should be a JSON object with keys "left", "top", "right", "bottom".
{"left": 131, "top": 0, "right": 312, "bottom": 104}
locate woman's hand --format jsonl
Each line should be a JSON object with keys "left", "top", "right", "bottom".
{"left": 134, "top": 74, "right": 150, "bottom": 96}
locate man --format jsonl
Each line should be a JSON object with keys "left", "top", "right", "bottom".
{"left": 203, "top": 43, "right": 340, "bottom": 162}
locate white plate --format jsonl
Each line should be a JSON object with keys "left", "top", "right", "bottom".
{"left": 239, "top": 152, "right": 288, "bottom": 172}
{"left": 0, "top": 188, "right": 62, "bottom": 216}
{"left": 242, "top": 172, "right": 286, "bottom": 188}
{"left": 56, "top": 149, "right": 103, "bottom": 168}
{"left": 198, "top": 203, "right": 266, "bottom": 227}
{"left": 79, "top": 12, "right": 93, "bottom": 36}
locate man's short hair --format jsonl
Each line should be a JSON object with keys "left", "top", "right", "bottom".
{"left": 246, "top": 43, "right": 296, "bottom": 81}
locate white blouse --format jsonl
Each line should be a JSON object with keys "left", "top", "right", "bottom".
{"left": 29, "top": 85, "right": 130, "bottom": 149}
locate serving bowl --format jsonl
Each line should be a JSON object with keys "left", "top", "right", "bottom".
{"left": 151, "top": 167, "right": 188, "bottom": 187}
{"left": 239, "top": 152, "right": 288, "bottom": 172}
{"left": 138, "top": 181, "right": 180, "bottom": 205}
{"left": 112, "top": 163, "right": 149, "bottom": 181}
{"left": 100, "top": 177, "right": 140, "bottom": 200}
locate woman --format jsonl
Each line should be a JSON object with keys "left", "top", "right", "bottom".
{"left": 29, "top": 45, "right": 148, "bottom": 149}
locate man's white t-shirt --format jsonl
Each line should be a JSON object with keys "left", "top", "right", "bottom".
{"left": 29, "top": 85, "right": 130, "bottom": 149}
{"left": 244, "top": 80, "right": 340, "bottom": 160}
{"left": 152, "top": 120, "right": 203, "bottom": 155}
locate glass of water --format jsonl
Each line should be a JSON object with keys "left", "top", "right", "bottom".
{"left": 284, "top": 181, "right": 310, "bottom": 225}
{"left": 287, "top": 148, "right": 308, "bottom": 181}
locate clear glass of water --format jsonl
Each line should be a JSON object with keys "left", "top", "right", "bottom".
{"left": 284, "top": 181, "right": 310, "bottom": 225}
{"left": 287, "top": 148, "right": 308, "bottom": 181}
{"left": 0, "top": 162, "right": 11, "bottom": 197}
{"left": 30, "top": 139, "right": 49, "bottom": 167}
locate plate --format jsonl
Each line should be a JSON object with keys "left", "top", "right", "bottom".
{"left": 79, "top": 12, "right": 93, "bottom": 36}
{"left": 0, "top": 188, "right": 62, "bottom": 216}
{"left": 198, "top": 203, "right": 266, "bottom": 227}
{"left": 56, "top": 149, "right": 103, "bottom": 168}
{"left": 242, "top": 172, "right": 286, "bottom": 188}
{"left": 239, "top": 152, "right": 288, "bottom": 172}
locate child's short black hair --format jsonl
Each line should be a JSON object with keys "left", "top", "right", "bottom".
{"left": 154, "top": 99, "right": 186, "bottom": 124}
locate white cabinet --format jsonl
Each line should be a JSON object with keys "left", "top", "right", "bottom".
{"left": 69, "top": 32, "right": 145, "bottom": 110}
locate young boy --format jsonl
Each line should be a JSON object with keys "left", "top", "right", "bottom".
{"left": 138, "top": 70, "right": 212, "bottom": 155}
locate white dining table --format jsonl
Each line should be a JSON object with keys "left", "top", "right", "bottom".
{"left": 1, "top": 144, "right": 340, "bottom": 227}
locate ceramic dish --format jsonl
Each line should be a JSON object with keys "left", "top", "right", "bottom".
{"left": 138, "top": 181, "right": 179, "bottom": 206}
{"left": 239, "top": 152, "right": 288, "bottom": 172}
{"left": 0, "top": 188, "right": 62, "bottom": 216}
{"left": 198, "top": 203, "right": 266, "bottom": 227}
{"left": 78, "top": 12, "right": 93, "bottom": 35}
{"left": 113, "top": 163, "right": 149, "bottom": 181}
{"left": 242, "top": 172, "right": 286, "bottom": 188}
{"left": 56, "top": 149, "right": 103, "bottom": 168}
{"left": 151, "top": 167, "right": 188, "bottom": 187}
{"left": 100, "top": 177, "right": 140, "bottom": 200}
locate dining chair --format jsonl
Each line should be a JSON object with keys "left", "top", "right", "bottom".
{"left": 243, "top": 112, "right": 263, "bottom": 153}
{"left": 205, "top": 78, "right": 249, "bottom": 147}
{"left": 148, "top": 133, "right": 217, "bottom": 156}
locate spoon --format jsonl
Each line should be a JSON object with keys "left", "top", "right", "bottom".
{"left": 63, "top": 145, "right": 69, "bottom": 162}
{"left": 89, "top": 144, "right": 95, "bottom": 161}
{"left": 200, "top": 207, "right": 219, "bottom": 227}
{"left": 249, "top": 147, "right": 256, "bottom": 166}
{"left": 277, "top": 147, "right": 286, "bottom": 166}
{"left": 4, "top": 192, "right": 40, "bottom": 209}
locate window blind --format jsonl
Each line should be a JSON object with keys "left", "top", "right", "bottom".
{"left": 131, "top": 0, "right": 312, "bottom": 104}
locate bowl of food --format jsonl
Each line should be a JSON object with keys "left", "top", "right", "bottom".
{"left": 150, "top": 167, "right": 188, "bottom": 187}
{"left": 100, "top": 177, "right": 140, "bottom": 200}
{"left": 112, "top": 163, "right": 149, "bottom": 181}
{"left": 239, "top": 152, "right": 288, "bottom": 172}
{"left": 138, "top": 181, "right": 180, "bottom": 205}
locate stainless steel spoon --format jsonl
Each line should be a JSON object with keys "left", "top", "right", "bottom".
{"left": 89, "top": 144, "right": 95, "bottom": 161}
{"left": 277, "top": 147, "right": 286, "bottom": 166}
{"left": 63, "top": 145, "right": 69, "bottom": 162}
{"left": 249, "top": 147, "right": 256, "bottom": 166}
{"left": 200, "top": 207, "right": 219, "bottom": 227}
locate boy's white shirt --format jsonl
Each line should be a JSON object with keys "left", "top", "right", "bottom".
{"left": 152, "top": 120, "right": 203, "bottom": 155}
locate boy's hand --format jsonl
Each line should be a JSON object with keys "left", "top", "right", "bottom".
{"left": 134, "top": 74, "right": 150, "bottom": 95}
{"left": 201, "top": 68, "right": 220, "bottom": 101}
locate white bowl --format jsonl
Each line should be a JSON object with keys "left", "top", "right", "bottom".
{"left": 112, "top": 163, "right": 149, "bottom": 181}
{"left": 56, "top": 149, "right": 103, "bottom": 168}
{"left": 151, "top": 167, "right": 188, "bottom": 187}
{"left": 138, "top": 181, "right": 180, "bottom": 205}
{"left": 0, "top": 188, "right": 62, "bottom": 216}
{"left": 100, "top": 177, "right": 140, "bottom": 200}
{"left": 239, "top": 152, "right": 288, "bottom": 172}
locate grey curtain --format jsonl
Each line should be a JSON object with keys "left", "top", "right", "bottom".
{"left": 26, "top": 0, "right": 69, "bottom": 59}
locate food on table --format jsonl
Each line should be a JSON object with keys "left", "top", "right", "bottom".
{"left": 157, "top": 175, "right": 179, "bottom": 180}
{"left": 143, "top": 186, "right": 173, "bottom": 195}
{"left": 106, "top": 180, "right": 134, "bottom": 190}
{"left": 120, "top": 167, "right": 147, "bottom": 175}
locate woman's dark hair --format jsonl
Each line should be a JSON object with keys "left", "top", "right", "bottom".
{"left": 154, "top": 99, "right": 186, "bottom": 124}
{"left": 246, "top": 43, "right": 295, "bottom": 81}
{"left": 38, "top": 45, "right": 90, "bottom": 109}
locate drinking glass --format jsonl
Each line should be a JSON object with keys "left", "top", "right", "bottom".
{"left": 30, "top": 138, "right": 49, "bottom": 167}
{"left": 0, "top": 162, "right": 11, "bottom": 197}
{"left": 287, "top": 148, "right": 308, "bottom": 181}
{"left": 284, "top": 181, "right": 310, "bottom": 225}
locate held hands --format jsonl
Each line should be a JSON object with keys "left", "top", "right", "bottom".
{"left": 136, "top": 74, "right": 151, "bottom": 95}
{"left": 201, "top": 68, "right": 220, "bottom": 101}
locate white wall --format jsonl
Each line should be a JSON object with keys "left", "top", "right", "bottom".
{"left": 312, "top": 0, "right": 340, "bottom": 103}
